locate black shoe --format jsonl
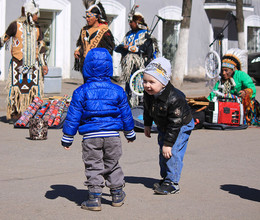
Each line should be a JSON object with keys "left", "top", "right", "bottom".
{"left": 9, "top": 113, "right": 21, "bottom": 124}
{"left": 8, "top": 118, "right": 17, "bottom": 124}
{"left": 110, "top": 187, "right": 126, "bottom": 207}
{"left": 154, "top": 182, "right": 180, "bottom": 195}
{"left": 153, "top": 179, "right": 164, "bottom": 190}
{"left": 81, "top": 192, "right": 102, "bottom": 211}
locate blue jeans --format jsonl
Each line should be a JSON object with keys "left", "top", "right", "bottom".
{"left": 157, "top": 119, "right": 194, "bottom": 183}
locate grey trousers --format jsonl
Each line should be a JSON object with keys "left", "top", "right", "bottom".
{"left": 82, "top": 136, "right": 125, "bottom": 193}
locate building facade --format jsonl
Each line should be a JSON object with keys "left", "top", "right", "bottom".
{"left": 0, "top": 0, "right": 260, "bottom": 81}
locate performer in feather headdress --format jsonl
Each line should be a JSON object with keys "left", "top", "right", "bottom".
{"left": 115, "top": 5, "right": 159, "bottom": 107}
{"left": 74, "top": 0, "right": 115, "bottom": 78}
{"left": 0, "top": 0, "right": 48, "bottom": 123}
{"left": 208, "top": 48, "right": 259, "bottom": 126}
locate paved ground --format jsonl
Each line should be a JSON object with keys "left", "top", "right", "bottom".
{"left": 0, "top": 78, "right": 259, "bottom": 220}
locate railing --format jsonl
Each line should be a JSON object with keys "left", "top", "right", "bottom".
{"left": 204, "top": 0, "right": 252, "bottom": 6}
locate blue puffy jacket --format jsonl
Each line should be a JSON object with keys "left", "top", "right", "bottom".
{"left": 62, "top": 48, "right": 135, "bottom": 138}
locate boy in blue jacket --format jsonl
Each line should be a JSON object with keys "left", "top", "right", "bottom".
{"left": 61, "top": 48, "right": 136, "bottom": 211}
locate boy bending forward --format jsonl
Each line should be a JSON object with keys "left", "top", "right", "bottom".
{"left": 61, "top": 48, "right": 136, "bottom": 211}
{"left": 143, "top": 57, "right": 194, "bottom": 195}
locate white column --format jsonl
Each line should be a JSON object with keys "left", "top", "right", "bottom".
{"left": 0, "top": 0, "right": 6, "bottom": 81}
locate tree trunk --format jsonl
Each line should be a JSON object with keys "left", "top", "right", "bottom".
{"left": 236, "top": 0, "right": 248, "bottom": 73}
{"left": 236, "top": 0, "right": 245, "bottom": 50}
{"left": 171, "top": 0, "right": 192, "bottom": 88}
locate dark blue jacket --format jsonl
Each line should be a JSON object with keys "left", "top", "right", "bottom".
{"left": 62, "top": 48, "right": 135, "bottom": 137}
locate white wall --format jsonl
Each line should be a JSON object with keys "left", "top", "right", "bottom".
{"left": 0, "top": 0, "right": 6, "bottom": 81}
{"left": 36, "top": 0, "right": 71, "bottom": 79}
{"left": 102, "top": 0, "right": 126, "bottom": 77}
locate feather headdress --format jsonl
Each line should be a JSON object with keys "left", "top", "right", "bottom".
{"left": 128, "top": 5, "right": 147, "bottom": 30}
{"left": 82, "top": 0, "right": 107, "bottom": 23}
{"left": 222, "top": 48, "right": 247, "bottom": 72}
{"left": 128, "top": 4, "right": 139, "bottom": 23}
{"left": 22, "top": 0, "right": 40, "bottom": 25}
{"left": 82, "top": 0, "right": 96, "bottom": 9}
{"left": 23, "top": 0, "right": 39, "bottom": 16}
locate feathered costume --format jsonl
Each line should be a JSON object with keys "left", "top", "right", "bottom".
{"left": 208, "top": 48, "right": 259, "bottom": 126}
{"left": 74, "top": 0, "right": 115, "bottom": 73}
{"left": 0, "top": 0, "right": 47, "bottom": 120}
{"left": 115, "top": 5, "right": 159, "bottom": 106}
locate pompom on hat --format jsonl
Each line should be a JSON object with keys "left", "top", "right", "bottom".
{"left": 144, "top": 57, "right": 172, "bottom": 86}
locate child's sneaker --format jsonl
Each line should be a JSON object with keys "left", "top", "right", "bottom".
{"left": 154, "top": 181, "right": 180, "bottom": 195}
{"left": 81, "top": 192, "right": 102, "bottom": 211}
{"left": 153, "top": 179, "right": 164, "bottom": 190}
{"left": 110, "top": 187, "right": 126, "bottom": 207}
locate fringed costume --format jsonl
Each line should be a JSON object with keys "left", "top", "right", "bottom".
{"left": 242, "top": 88, "right": 260, "bottom": 126}
{"left": 115, "top": 7, "right": 159, "bottom": 107}
{"left": 74, "top": 0, "right": 115, "bottom": 73}
{"left": 0, "top": 2, "right": 47, "bottom": 120}
{"left": 75, "top": 24, "right": 115, "bottom": 72}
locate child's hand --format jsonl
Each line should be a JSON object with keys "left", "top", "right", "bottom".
{"left": 127, "top": 136, "right": 136, "bottom": 143}
{"left": 144, "top": 126, "right": 151, "bottom": 138}
{"left": 162, "top": 146, "right": 172, "bottom": 159}
{"left": 61, "top": 134, "right": 74, "bottom": 148}
{"left": 124, "top": 130, "right": 136, "bottom": 142}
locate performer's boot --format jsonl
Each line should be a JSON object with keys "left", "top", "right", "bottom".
{"left": 9, "top": 113, "right": 21, "bottom": 124}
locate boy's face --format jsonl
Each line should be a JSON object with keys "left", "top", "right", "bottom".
{"left": 143, "top": 73, "right": 165, "bottom": 95}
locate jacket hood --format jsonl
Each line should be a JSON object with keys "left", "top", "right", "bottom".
{"left": 82, "top": 48, "right": 113, "bottom": 81}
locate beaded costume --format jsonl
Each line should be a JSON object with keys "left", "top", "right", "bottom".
{"left": 74, "top": 0, "right": 115, "bottom": 73}
{"left": 115, "top": 6, "right": 158, "bottom": 107}
{"left": 0, "top": 1, "right": 47, "bottom": 120}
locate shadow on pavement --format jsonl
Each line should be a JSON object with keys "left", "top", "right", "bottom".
{"left": 64, "top": 81, "right": 81, "bottom": 85}
{"left": 125, "top": 176, "right": 159, "bottom": 189}
{"left": 220, "top": 184, "right": 260, "bottom": 202}
{"left": 0, "top": 116, "right": 8, "bottom": 123}
{"left": 45, "top": 184, "right": 110, "bottom": 206}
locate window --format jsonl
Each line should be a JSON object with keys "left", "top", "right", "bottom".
{"left": 158, "top": 6, "right": 182, "bottom": 59}
{"left": 247, "top": 26, "right": 260, "bottom": 53}
{"left": 162, "top": 20, "right": 180, "bottom": 61}
{"left": 38, "top": 10, "right": 56, "bottom": 66}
